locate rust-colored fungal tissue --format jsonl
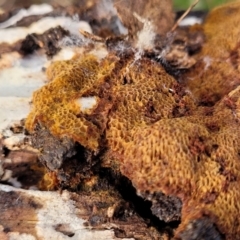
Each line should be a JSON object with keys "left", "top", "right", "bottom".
{"left": 1, "top": 0, "right": 240, "bottom": 239}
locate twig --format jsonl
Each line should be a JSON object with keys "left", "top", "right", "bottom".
{"left": 79, "top": 30, "right": 104, "bottom": 42}
{"left": 171, "top": 0, "right": 199, "bottom": 32}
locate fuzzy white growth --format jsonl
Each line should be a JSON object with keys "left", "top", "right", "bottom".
{"left": 179, "top": 16, "right": 202, "bottom": 26}
{"left": 89, "top": 44, "right": 109, "bottom": 59}
{"left": 203, "top": 56, "right": 212, "bottom": 70}
{"left": 125, "top": 12, "right": 157, "bottom": 68}
{"left": 60, "top": 34, "right": 92, "bottom": 48}
{"left": 0, "top": 4, "right": 53, "bottom": 29}
{"left": 157, "top": 47, "right": 167, "bottom": 62}
{"left": 64, "top": 15, "right": 93, "bottom": 36}
{"left": 130, "top": 49, "right": 144, "bottom": 68}
{"left": 155, "top": 32, "right": 175, "bottom": 63}
{"left": 59, "top": 15, "right": 93, "bottom": 48}
{"left": 60, "top": 36, "right": 109, "bottom": 60}
{"left": 134, "top": 12, "right": 156, "bottom": 50}
{"left": 114, "top": 42, "right": 131, "bottom": 53}
{"left": 97, "top": 0, "right": 117, "bottom": 19}
{"left": 116, "top": 18, "right": 128, "bottom": 35}
{"left": 97, "top": 0, "right": 128, "bottom": 35}
{"left": 76, "top": 97, "right": 98, "bottom": 112}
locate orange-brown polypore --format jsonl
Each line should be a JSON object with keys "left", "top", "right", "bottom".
{"left": 25, "top": 54, "right": 117, "bottom": 151}
{"left": 121, "top": 89, "right": 240, "bottom": 238}
{"left": 25, "top": 1, "right": 240, "bottom": 239}
{"left": 183, "top": 1, "right": 240, "bottom": 105}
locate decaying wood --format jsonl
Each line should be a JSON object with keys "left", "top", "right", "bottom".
{"left": 0, "top": 184, "right": 165, "bottom": 240}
